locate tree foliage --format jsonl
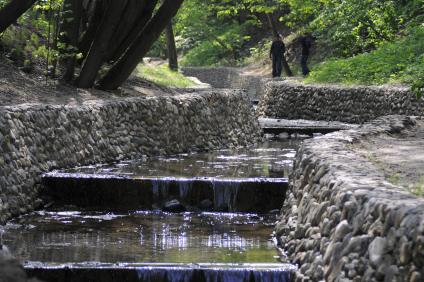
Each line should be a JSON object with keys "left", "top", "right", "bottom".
{"left": 175, "top": 0, "right": 423, "bottom": 62}
{"left": 306, "top": 27, "right": 424, "bottom": 85}
{"left": 0, "top": 0, "right": 183, "bottom": 89}
{"left": 175, "top": 0, "right": 249, "bottom": 66}
{"left": 0, "top": 0, "right": 423, "bottom": 91}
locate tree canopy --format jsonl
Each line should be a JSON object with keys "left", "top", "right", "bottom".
{"left": 0, "top": 0, "right": 423, "bottom": 91}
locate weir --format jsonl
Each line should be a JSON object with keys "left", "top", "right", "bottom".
{"left": 42, "top": 175, "right": 287, "bottom": 213}
{"left": 25, "top": 263, "right": 296, "bottom": 282}
{"left": 41, "top": 140, "right": 296, "bottom": 213}
{"left": 2, "top": 139, "right": 299, "bottom": 282}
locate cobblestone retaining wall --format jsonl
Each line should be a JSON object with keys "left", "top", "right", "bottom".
{"left": 276, "top": 115, "right": 424, "bottom": 281}
{"left": 258, "top": 81, "right": 424, "bottom": 123}
{"left": 0, "top": 89, "right": 261, "bottom": 224}
{"left": 182, "top": 67, "right": 266, "bottom": 99}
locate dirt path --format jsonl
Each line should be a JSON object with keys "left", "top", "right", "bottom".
{"left": 0, "top": 62, "right": 185, "bottom": 107}
{"left": 354, "top": 118, "right": 424, "bottom": 196}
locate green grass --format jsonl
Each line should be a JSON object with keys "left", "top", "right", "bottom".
{"left": 408, "top": 177, "right": 424, "bottom": 197}
{"left": 388, "top": 174, "right": 401, "bottom": 186}
{"left": 306, "top": 26, "right": 424, "bottom": 87}
{"left": 135, "top": 64, "right": 195, "bottom": 88}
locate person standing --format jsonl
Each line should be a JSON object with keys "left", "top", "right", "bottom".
{"left": 269, "top": 35, "right": 285, "bottom": 78}
{"left": 299, "top": 35, "right": 313, "bottom": 76}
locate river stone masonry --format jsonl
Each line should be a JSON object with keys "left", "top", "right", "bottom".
{"left": 182, "top": 67, "right": 267, "bottom": 99}
{"left": 276, "top": 115, "right": 424, "bottom": 281}
{"left": 258, "top": 80, "right": 424, "bottom": 123}
{"left": 0, "top": 89, "right": 261, "bottom": 224}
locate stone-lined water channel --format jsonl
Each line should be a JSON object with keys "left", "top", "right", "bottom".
{"left": 2, "top": 139, "right": 300, "bottom": 282}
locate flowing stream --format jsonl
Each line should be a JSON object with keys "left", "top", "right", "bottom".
{"left": 2, "top": 138, "right": 301, "bottom": 282}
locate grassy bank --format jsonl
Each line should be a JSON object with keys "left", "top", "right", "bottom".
{"left": 135, "top": 64, "right": 195, "bottom": 88}
{"left": 306, "top": 27, "right": 424, "bottom": 89}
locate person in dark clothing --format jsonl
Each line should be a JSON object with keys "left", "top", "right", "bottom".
{"left": 269, "top": 35, "right": 285, "bottom": 77}
{"left": 299, "top": 35, "right": 313, "bottom": 76}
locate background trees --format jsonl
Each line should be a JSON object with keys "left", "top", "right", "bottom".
{"left": 169, "top": 0, "right": 422, "bottom": 64}
{"left": 0, "top": 0, "right": 184, "bottom": 89}
{"left": 0, "top": 0, "right": 422, "bottom": 91}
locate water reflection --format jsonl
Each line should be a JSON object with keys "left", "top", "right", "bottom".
{"left": 3, "top": 211, "right": 279, "bottom": 264}
{"left": 54, "top": 140, "right": 299, "bottom": 179}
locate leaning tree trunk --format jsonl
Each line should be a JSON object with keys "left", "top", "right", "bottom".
{"left": 78, "top": 0, "right": 105, "bottom": 61}
{"left": 76, "top": 0, "right": 128, "bottom": 88}
{"left": 267, "top": 13, "right": 293, "bottom": 77}
{"left": 61, "top": 0, "right": 83, "bottom": 82}
{"left": 104, "top": 0, "right": 147, "bottom": 62}
{"left": 108, "top": 0, "right": 158, "bottom": 62}
{"left": 0, "top": 0, "right": 37, "bottom": 33}
{"left": 97, "top": 0, "right": 184, "bottom": 90}
{"left": 165, "top": 21, "right": 178, "bottom": 71}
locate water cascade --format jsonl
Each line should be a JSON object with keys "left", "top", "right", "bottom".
{"left": 3, "top": 139, "right": 300, "bottom": 282}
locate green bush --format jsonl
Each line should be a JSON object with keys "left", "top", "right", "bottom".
{"left": 181, "top": 41, "right": 228, "bottom": 66}
{"left": 180, "top": 23, "right": 249, "bottom": 67}
{"left": 307, "top": 26, "right": 424, "bottom": 89}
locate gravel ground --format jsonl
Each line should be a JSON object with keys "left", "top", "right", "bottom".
{"left": 354, "top": 118, "right": 424, "bottom": 196}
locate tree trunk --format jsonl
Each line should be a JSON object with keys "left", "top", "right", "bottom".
{"left": 50, "top": 8, "right": 63, "bottom": 77}
{"left": 105, "top": 0, "right": 147, "bottom": 62}
{"left": 108, "top": 0, "right": 158, "bottom": 62}
{"left": 267, "top": 14, "right": 279, "bottom": 38}
{"left": 165, "top": 21, "right": 178, "bottom": 71}
{"left": 281, "top": 51, "right": 293, "bottom": 77}
{"left": 61, "top": 0, "right": 83, "bottom": 82}
{"left": 0, "top": 0, "right": 37, "bottom": 34}
{"left": 76, "top": 0, "right": 127, "bottom": 88}
{"left": 267, "top": 13, "right": 293, "bottom": 77}
{"left": 78, "top": 0, "right": 105, "bottom": 61}
{"left": 98, "top": 0, "right": 184, "bottom": 90}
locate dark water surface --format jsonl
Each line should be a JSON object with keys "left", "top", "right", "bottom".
{"left": 3, "top": 211, "right": 281, "bottom": 264}
{"left": 54, "top": 139, "right": 299, "bottom": 179}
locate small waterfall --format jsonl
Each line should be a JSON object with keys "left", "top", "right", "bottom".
{"left": 136, "top": 268, "right": 189, "bottom": 282}
{"left": 135, "top": 266, "right": 292, "bottom": 282}
{"left": 151, "top": 178, "right": 195, "bottom": 209}
{"left": 151, "top": 179, "right": 171, "bottom": 200}
{"left": 178, "top": 180, "right": 193, "bottom": 199}
{"left": 212, "top": 180, "right": 241, "bottom": 212}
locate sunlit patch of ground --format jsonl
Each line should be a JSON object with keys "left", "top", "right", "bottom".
{"left": 354, "top": 119, "right": 424, "bottom": 197}
{"left": 135, "top": 59, "right": 197, "bottom": 88}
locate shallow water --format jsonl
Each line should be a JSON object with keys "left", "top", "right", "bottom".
{"left": 3, "top": 211, "right": 280, "bottom": 264}
{"left": 55, "top": 139, "right": 299, "bottom": 179}
{"left": 4, "top": 138, "right": 301, "bottom": 281}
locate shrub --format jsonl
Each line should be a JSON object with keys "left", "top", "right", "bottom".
{"left": 307, "top": 26, "right": 424, "bottom": 90}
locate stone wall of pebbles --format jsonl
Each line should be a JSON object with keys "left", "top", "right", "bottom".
{"left": 258, "top": 80, "right": 424, "bottom": 123}
{"left": 276, "top": 115, "right": 424, "bottom": 281}
{"left": 0, "top": 89, "right": 261, "bottom": 224}
{"left": 182, "top": 67, "right": 266, "bottom": 99}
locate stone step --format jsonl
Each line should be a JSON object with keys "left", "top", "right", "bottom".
{"left": 42, "top": 174, "right": 288, "bottom": 213}
{"left": 25, "top": 262, "right": 296, "bottom": 282}
{"left": 259, "top": 118, "right": 359, "bottom": 136}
